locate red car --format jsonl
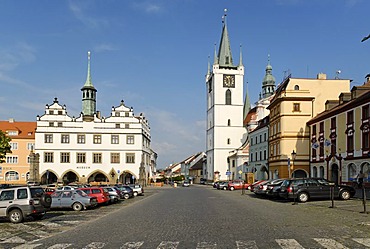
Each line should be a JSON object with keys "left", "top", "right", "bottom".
{"left": 227, "top": 180, "right": 250, "bottom": 191}
{"left": 78, "top": 187, "right": 110, "bottom": 205}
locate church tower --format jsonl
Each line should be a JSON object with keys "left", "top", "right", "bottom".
{"left": 205, "top": 10, "right": 246, "bottom": 181}
{"left": 261, "top": 55, "right": 276, "bottom": 99}
{"left": 81, "top": 51, "right": 97, "bottom": 121}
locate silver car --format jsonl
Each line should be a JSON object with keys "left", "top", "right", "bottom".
{"left": 128, "top": 184, "right": 144, "bottom": 196}
{"left": 50, "top": 190, "right": 97, "bottom": 211}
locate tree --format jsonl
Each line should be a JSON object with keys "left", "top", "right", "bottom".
{"left": 0, "top": 130, "right": 11, "bottom": 164}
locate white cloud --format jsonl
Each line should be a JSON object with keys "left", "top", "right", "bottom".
{"left": 0, "top": 43, "right": 36, "bottom": 72}
{"left": 68, "top": 1, "right": 109, "bottom": 29}
{"left": 94, "top": 44, "right": 118, "bottom": 53}
{"left": 132, "top": 1, "right": 163, "bottom": 14}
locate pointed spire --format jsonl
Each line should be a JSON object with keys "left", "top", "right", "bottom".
{"left": 213, "top": 43, "right": 218, "bottom": 65}
{"left": 217, "top": 9, "right": 234, "bottom": 67}
{"left": 84, "top": 51, "right": 94, "bottom": 88}
{"left": 239, "top": 44, "right": 243, "bottom": 66}
{"left": 207, "top": 55, "right": 211, "bottom": 75}
{"left": 262, "top": 54, "right": 276, "bottom": 99}
{"left": 243, "top": 81, "right": 251, "bottom": 121}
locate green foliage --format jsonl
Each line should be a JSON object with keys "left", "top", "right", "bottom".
{"left": 0, "top": 130, "right": 11, "bottom": 164}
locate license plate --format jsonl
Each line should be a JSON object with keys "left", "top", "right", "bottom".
{"left": 34, "top": 200, "right": 39, "bottom": 205}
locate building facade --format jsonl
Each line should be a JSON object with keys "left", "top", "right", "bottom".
{"left": 35, "top": 52, "right": 155, "bottom": 185}
{"left": 205, "top": 12, "right": 246, "bottom": 181}
{"left": 0, "top": 119, "right": 36, "bottom": 184}
{"left": 268, "top": 73, "right": 351, "bottom": 179}
{"left": 307, "top": 78, "right": 370, "bottom": 185}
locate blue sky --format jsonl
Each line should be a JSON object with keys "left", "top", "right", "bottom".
{"left": 0, "top": 0, "right": 369, "bottom": 169}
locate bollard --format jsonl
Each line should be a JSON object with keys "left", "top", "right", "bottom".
{"left": 360, "top": 185, "right": 368, "bottom": 214}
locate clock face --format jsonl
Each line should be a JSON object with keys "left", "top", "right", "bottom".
{"left": 223, "top": 75, "right": 235, "bottom": 88}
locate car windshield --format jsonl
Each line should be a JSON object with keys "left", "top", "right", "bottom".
{"left": 30, "top": 187, "right": 44, "bottom": 198}
{"left": 317, "top": 179, "right": 330, "bottom": 185}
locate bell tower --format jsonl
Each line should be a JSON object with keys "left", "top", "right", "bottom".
{"left": 205, "top": 10, "right": 246, "bottom": 181}
{"left": 81, "top": 51, "right": 97, "bottom": 121}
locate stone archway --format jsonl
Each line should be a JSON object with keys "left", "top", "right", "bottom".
{"left": 259, "top": 166, "right": 269, "bottom": 180}
{"left": 292, "top": 169, "right": 307, "bottom": 178}
{"left": 119, "top": 171, "right": 136, "bottom": 185}
{"left": 331, "top": 164, "right": 339, "bottom": 184}
{"left": 87, "top": 171, "right": 109, "bottom": 183}
{"left": 40, "top": 170, "right": 58, "bottom": 185}
{"left": 62, "top": 171, "right": 79, "bottom": 185}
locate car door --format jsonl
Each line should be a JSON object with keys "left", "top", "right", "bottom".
{"left": 305, "top": 179, "right": 322, "bottom": 198}
{"left": 60, "top": 191, "right": 73, "bottom": 208}
{"left": 0, "top": 189, "right": 15, "bottom": 216}
{"left": 316, "top": 179, "right": 331, "bottom": 198}
{"left": 51, "top": 191, "right": 62, "bottom": 208}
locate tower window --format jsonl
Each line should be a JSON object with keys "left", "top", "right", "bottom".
{"left": 87, "top": 91, "right": 89, "bottom": 98}
{"left": 293, "top": 103, "right": 300, "bottom": 112}
{"left": 227, "top": 138, "right": 230, "bottom": 144}
{"left": 227, "top": 119, "right": 231, "bottom": 126}
{"left": 294, "top": 85, "right": 300, "bottom": 90}
{"left": 225, "top": 90, "right": 231, "bottom": 105}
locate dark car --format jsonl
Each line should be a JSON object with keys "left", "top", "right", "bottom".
{"left": 115, "top": 185, "right": 134, "bottom": 199}
{"left": 279, "top": 178, "right": 356, "bottom": 203}
{"left": 266, "top": 179, "right": 286, "bottom": 198}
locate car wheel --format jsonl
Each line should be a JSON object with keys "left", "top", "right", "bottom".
{"left": 123, "top": 193, "right": 130, "bottom": 199}
{"left": 223, "top": 186, "right": 227, "bottom": 190}
{"left": 340, "top": 190, "right": 351, "bottom": 200}
{"left": 40, "top": 194, "right": 52, "bottom": 208}
{"left": 72, "top": 202, "right": 83, "bottom": 211}
{"left": 9, "top": 209, "right": 24, "bottom": 223}
{"left": 298, "top": 192, "right": 309, "bottom": 203}
{"left": 133, "top": 192, "right": 138, "bottom": 197}
{"left": 230, "top": 186, "right": 235, "bottom": 191}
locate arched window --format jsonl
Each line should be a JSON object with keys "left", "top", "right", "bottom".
{"left": 227, "top": 119, "right": 231, "bottom": 126}
{"left": 225, "top": 90, "right": 231, "bottom": 105}
{"left": 294, "top": 85, "right": 300, "bottom": 90}
{"left": 319, "top": 166, "right": 325, "bottom": 178}
{"left": 5, "top": 171, "right": 19, "bottom": 181}
{"left": 312, "top": 166, "right": 317, "bottom": 177}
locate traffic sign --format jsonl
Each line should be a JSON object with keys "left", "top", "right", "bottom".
{"left": 226, "top": 171, "right": 231, "bottom": 176}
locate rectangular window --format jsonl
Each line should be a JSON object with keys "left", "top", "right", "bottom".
{"left": 45, "top": 134, "right": 53, "bottom": 143}
{"left": 250, "top": 153, "right": 253, "bottom": 162}
{"left": 312, "top": 125, "right": 316, "bottom": 136}
{"left": 347, "top": 111, "right": 354, "bottom": 124}
{"left": 319, "top": 122, "right": 324, "bottom": 132}
{"left": 330, "top": 117, "right": 336, "bottom": 129}
{"left": 7, "top": 131, "right": 18, "bottom": 136}
{"left": 77, "top": 153, "right": 86, "bottom": 163}
{"left": 111, "top": 153, "right": 120, "bottom": 163}
{"left": 58, "top": 110, "right": 63, "bottom": 115}
{"left": 111, "top": 135, "right": 119, "bottom": 144}
{"left": 264, "top": 133, "right": 266, "bottom": 142}
{"left": 60, "top": 152, "right": 70, "bottom": 163}
{"left": 10, "top": 142, "right": 18, "bottom": 150}
{"left": 115, "top": 123, "right": 120, "bottom": 128}
{"left": 127, "top": 135, "right": 134, "bottom": 144}
{"left": 263, "top": 150, "right": 266, "bottom": 160}
{"left": 77, "top": 134, "right": 85, "bottom": 144}
{"left": 125, "top": 124, "right": 129, "bottom": 129}
{"left": 44, "top": 152, "right": 54, "bottom": 163}
{"left": 6, "top": 156, "right": 18, "bottom": 164}
{"left": 49, "top": 122, "right": 54, "bottom": 127}
{"left": 347, "top": 135, "right": 354, "bottom": 153}
{"left": 61, "top": 134, "right": 70, "bottom": 144}
{"left": 93, "top": 153, "right": 102, "bottom": 164}
{"left": 259, "top": 135, "right": 262, "bottom": 143}
{"left": 363, "top": 105, "right": 369, "bottom": 119}
{"left": 27, "top": 143, "right": 34, "bottom": 150}
{"left": 293, "top": 103, "right": 300, "bottom": 112}
{"left": 126, "top": 153, "right": 135, "bottom": 163}
{"left": 57, "top": 122, "right": 63, "bottom": 127}
{"left": 363, "top": 132, "right": 370, "bottom": 150}
{"left": 93, "top": 135, "right": 102, "bottom": 144}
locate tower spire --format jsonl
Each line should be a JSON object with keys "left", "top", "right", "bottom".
{"left": 213, "top": 43, "right": 218, "bottom": 65}
{"left": 84, "top": 51, "right": 94, "bottom": 87}
{"left": 217, "top": 9, "right": 234, "bottom": 67}
{"left": 261, "top": 54, "right": 276, "bottom": 99}
{"left": 239, "top": 44, "right": 243, "bottom": 66}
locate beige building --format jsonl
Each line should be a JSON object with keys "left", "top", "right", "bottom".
{"left": 0, "top": 119, "right": 36, "bottom": 184}
{"left": 267, "top": 73, "right": 350, "bottom": 179}
{"left": 307, "top": 78, "right": 370, "bottom": 185}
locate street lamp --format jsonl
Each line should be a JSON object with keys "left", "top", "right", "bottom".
{"left": 291, "top": 150, "right": 297, "bottom": 178}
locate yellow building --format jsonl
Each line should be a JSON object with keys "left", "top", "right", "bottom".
{"left": 0, "top": 119, "right": 36, "bottom": 184}
{"left": 307, "top": 79, "right": 370, "bottom": 185}
{"left": 267, "top": 74, "right": 350, "bottom": 179}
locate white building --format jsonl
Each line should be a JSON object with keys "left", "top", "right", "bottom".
{"left": 205, "top": 12, "right": 246, "bottom": 181}
{"left": 35, "top": 52, "right": 155, "bottom": 185}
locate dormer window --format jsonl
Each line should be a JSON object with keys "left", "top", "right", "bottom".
{"left": 7, "top": 131, "right": 18, "bottom": 136}
{"left": 294, "top": 85, "right": 300, "bottom": 90}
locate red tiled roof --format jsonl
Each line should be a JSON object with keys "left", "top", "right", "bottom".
{"left": 0, "top": 120, "right": 36, "bottom": 139}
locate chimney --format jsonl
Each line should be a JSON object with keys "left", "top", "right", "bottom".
{"left": 317, "top": 73, "right": 327, "bottom": 80}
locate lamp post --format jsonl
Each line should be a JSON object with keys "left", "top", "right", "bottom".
{"left": 291, "top": 150, "right": 297, "bottom": 178}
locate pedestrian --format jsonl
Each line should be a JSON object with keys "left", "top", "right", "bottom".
{"left": 357, "top": 171, "right": 364, "bottom": 188}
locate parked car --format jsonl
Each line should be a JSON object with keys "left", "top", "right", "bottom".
{"left": 0, "top": 186, "right": 52, "bottom": 223}
{"left": 279, "top": 178, "right": 356, "bottom": 203}
{"left": 56, "top": 186, "right": 75, "bottom": 191}
{"left": 101, "top": 187, "right": 120, "bottom": 203}
{"left": 50, "top": 190, "right": 97, "bottom": 211}
{"left": 200, "top": 178, "right": 207, "bottom": 185}
{"left": 213, "top": 181, "right": 220, "bottom": 188}
{"left": 217, "top": 181, "right": 229, "bottom": 190}
{"left": 249, "top": 180, "right": 268, "bottom": 192}
{"left": 182, "top": 181, "right": 190, "bottom": 187}
{"left": 115, "top": 185, "right": 134, "bottom": 199}
{"left": 128, "top": 184, "right": 144, "bottom": 196}
{"left": 78, "top": 187, "right": 110, "bottom": 205}
{"left": 266, "top": 179, "right": 286, "bottom": 198}
{"left": 227, "top": 180, "right": 250, "bottom": 191}
{"left": 254, "top": 180, "right": 273, "bottom": 195}
{"left": 44, "top": 187, "right": 56, "bottom": 195}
